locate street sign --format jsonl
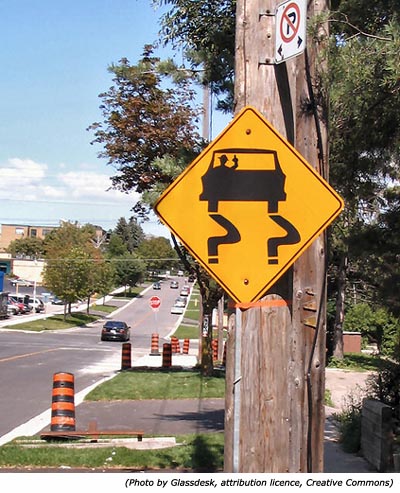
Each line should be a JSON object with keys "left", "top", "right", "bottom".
{"left": 149, "top": 296, "right": 161, "bottom": 311}
{"left": 155, "top": 106, "right": 344, "bottom": 304}
{"left": 275, "top": 0, "right": 306, "bottom": 64}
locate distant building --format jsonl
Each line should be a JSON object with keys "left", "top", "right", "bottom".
{"left": 0, "top": 221, "right": 107, "bottom": 281}
{"left": 0, "top": 222, "right": 106, "bottom": 253}
{"left": 0, "top": 224, "right": 57, "bottom": 253}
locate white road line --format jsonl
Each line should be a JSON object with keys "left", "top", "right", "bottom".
{"left": 0, "top": 374, "right": 117, "bottom": 447}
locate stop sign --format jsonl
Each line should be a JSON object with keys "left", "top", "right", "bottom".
{"left": 149, "top": 296, "right": 161, "bottom": 310}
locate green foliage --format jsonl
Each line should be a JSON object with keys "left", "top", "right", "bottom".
{"left": 343, "top": 303, "right": 400, "bottom": 357}
{"left": 137, "top": 236, "right": 178, "bottom": 272}
{"left": 89, "top": 46, "right": 203, "bottom": 216}
{"left": 155, "top": 0, "right": 236, "bottom": 113}
{"left": 113, "top": 254, "right": 146, "bottom": 288}
{"left": 335, "top": 394, "right": 363, "bottom": 453}
{"left": 92, "top": 260, "right": 115, "bottom": 300}
{"left": 43, "top": 223, "right": 110, "bottom": 314}
{"left": 6, "top": 237, "right": 46, "bottom": 258}
{"left": 327, "top": 353, "right": 385, "bottom": 372}
{"left": 324, "top": 2, "right": 400, "bottom": 357}
{"left": 368, "top": 360, "right": 400, "bottom": 421}
{"left": 106, "top": 233, "right": 129, "bottom": 257}
{"left": 113, "top": 216, "right": 145, "bottom": 253}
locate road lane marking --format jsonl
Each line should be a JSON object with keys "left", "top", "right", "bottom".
{"left": 0, "top": 348, "right": 58, "bottom": 364}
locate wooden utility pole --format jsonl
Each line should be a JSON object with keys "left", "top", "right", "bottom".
{"left": 224, "top": 0, "right": 329, "bottom": 472}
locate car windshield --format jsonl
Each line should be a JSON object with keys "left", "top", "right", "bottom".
{"left": 104, "top": 321, "right": 125, "bottom": 330}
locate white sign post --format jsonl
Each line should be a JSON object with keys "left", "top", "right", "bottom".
{"left": 275, "top": 0, "right": 307, "bottom": 64}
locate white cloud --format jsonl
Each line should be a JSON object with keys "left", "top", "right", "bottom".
{"left": 59, "top": 170, "right": 139, "bottom": 203}
{"left": 0, "top": 158, "right": 47, "bottom": 194}
{"left": 0, "top": 158, "right": 139, "bottom": 205}
{"left": 0, "top": 157, "right": 150, "bottom": 231}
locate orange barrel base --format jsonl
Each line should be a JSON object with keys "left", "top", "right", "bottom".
{"left": 51, "top": 372, "right": 75, "bottom": 432}
{"left": 162, "top": 343, "right": 172, "bottom": 368}
{"left": 121, "top": 342, "right": 132, "bottom": 370}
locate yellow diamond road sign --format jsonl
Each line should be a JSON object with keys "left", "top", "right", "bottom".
{"left": 155, "top": 106, "right": 344, "bottom": 303}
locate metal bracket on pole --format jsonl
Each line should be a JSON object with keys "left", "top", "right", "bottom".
{"left": 259, "top": 58, "right": 276, "bottom": 66}
{"left": 259, "top": 9, "right": 276, "bottom": 18}
{"left": 302, "top": 289, "right": 318, "bottom": 328}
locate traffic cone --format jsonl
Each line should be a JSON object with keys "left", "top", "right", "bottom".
{"left": 182, "top": 338, "right": 190, "bottom": 354}
{"left": 150, "top": 333, "right": 160, "bottom": 355}
{"left": 50, "top": 372, "right": 75, "bottom": 432}
{"left": 162, "top": 343, "right": 172, "bottom": 368}
{"left": 171, "top": 336, "right": 180, "bottom": 353}
{"left": 121, "top": 342, "right": 131, "bottom": 370}
{"left": 212, "top": 339, "right": 218, "bottom": 361}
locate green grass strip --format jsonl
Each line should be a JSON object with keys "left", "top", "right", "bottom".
{"left": 85, "top": 370, "right": 225, "bottom": 401}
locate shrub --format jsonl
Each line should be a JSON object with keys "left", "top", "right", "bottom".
{"left": 334, "top": 390, "right": 364, "bottom": 453}
{"left": 368, "top": 360, "right": 400, "bottom": 421}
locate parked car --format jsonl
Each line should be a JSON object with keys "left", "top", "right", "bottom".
{"left": 171, "top": 303, "right": 184, "bottom": 315}
{"left": 174, "top": 297, "right": 187, "bottom": 308}
{"left": 7, "top": 300, "right": 21, "bottom": 315}
{"left": 27, "top": 297, "right": 45, "bottom": 313}
{"left": 180, "top": 286, "right": 190, "bottom": 297}
{"left": 51, "top": 296, "right": 66, "bottom": 305}
{"left": 170, "top": 280, "right": 179, "bottom": 289}
{"left": 101, "top": 320, "right": 130, "bottom": 342}
{"left": 9, "top": 296, "right": 32, "bottom": 313}
{"left": 10, "top": 278, "right": 34, "bottom": 287}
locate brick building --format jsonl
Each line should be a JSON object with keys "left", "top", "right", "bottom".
{"left": 0, "top": 223, "right": 56, "bottom": 253}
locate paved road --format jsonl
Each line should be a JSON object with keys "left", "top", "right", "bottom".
{"left": 0, "top": 280, "right": 189, "bottom": 441}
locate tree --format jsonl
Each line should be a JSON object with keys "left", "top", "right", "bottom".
{"left": 137, "top": 236, "right": 177, "bottom": 274}
{"left": 327, "top": 5, "right": 400, "bottom": 357}
{"left": 43, "top": 223, "right": 101, "bottom": 318}
{"left": 155, "top": 0, "right": 236, "bottom": 112}
{"left": 6, "top": 237, "right": 46, "bottom": 259}
{"left": 91, "top": 260, "right": 116, "bottom": 307}
{"left": 88, "top": 46, "right": 203, "bottom": 215}
{"left": 113, "top": 254, "right": 146, "bottom": 291}
{"left": 106, "top": 233, "right": 130, "bottom": 257}
{"left": 349, "top": 187, "right": 400, "bottom": 317}
{"left": 44, "top": 246, "right": 92, "bottom": 318}
{"left": 113, "top": 216, "right": 145, "bottom": 253}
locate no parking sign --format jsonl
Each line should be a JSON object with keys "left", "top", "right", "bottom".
{"left": 275, "top": 0, "right": 307, "bottom": 63}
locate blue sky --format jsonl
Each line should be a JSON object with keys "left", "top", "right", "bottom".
{"left": 0, "top": 0, "right": 228, "bottom": 237}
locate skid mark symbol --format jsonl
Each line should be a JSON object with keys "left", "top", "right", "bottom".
{"left": 267, "top": 215, "right": 301, "bottom": 264}
{"left": 208, "top": 214, "right": 241, "bottom": 264}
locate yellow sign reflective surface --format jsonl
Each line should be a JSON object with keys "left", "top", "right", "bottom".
{"left": 155, "top": 106, "right": 344, "bottom": 303}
